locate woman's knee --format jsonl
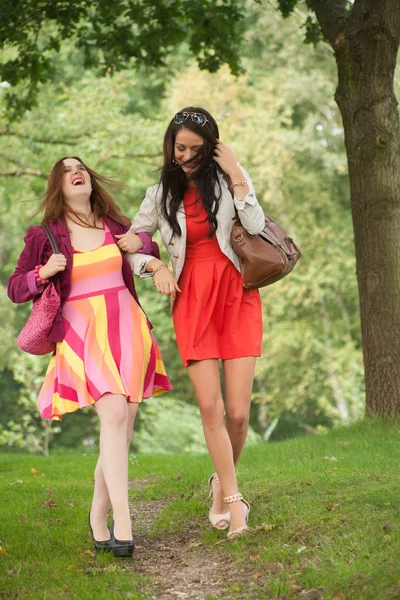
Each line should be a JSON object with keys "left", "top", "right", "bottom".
{"left": 226, "top": 410, "right": 250, "bottom": 431}
{"left": 198, "top": 397, "right": 225, "bottom": 429}
{"left": 98, "top": 401, "right": 128, "bottom": 430}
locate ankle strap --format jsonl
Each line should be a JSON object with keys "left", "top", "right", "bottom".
{"left": 223, "top": 492, "right": 243, "bottom": 504}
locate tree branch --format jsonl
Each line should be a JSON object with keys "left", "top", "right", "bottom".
{"left": 0, "top": 169, "right": 45, "bottom": 178}
{"left": 95, "top": 152, "right": 162, "bottom": 167}
{"left": 0, "top": 130, "right": 88, "bottom": 145}
{"left": 307, "top": 0, "right": 350, "bottom": 48}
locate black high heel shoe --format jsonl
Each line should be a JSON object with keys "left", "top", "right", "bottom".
{"left": 88, "top": 512, "right": 113, "bottom": 552}
{"left": 111, "top": 521, "right": 134, "bottom": 558}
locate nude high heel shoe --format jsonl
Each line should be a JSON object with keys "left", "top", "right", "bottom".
{"left": 208, "top": 473, "right": 231, "bottom": 530}
{"left": 223, "top": 493, "right": 250, "bottom": 539}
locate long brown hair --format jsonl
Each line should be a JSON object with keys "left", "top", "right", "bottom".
{"left": 160, "top": 107, "right": 223, "bottom": 237}
{"left": 32, "top": 156, "right": 129, "bottom": 227}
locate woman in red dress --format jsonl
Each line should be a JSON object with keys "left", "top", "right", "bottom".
{"left": 117, "top": 107, "right": 265, "bottom": 538}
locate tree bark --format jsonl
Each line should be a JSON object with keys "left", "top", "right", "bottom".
{"left": 311, "top": 0, "right": 400, "bottom": 417}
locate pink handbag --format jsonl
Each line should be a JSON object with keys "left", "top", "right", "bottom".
{"left": 16, "top": 224, "right": 60, "bottom": 355}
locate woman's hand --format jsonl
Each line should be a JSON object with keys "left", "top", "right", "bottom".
{"left": 213, "top": 140, "right": 240, "bottom": 177}
{"left": 39, "top": 254, "right": 67, "bottom": 279}
{"left": 148, "top": 260, "right": 181, "bottom": 299}
{"left": 115, "top": 232, "right": 144, "bottom": 253}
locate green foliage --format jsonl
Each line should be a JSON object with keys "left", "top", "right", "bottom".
{"left": 0, "top": 0, "right": 245, "bottom": 118}
{"left": 134, "top": 396, "right": 261, "bottom": 454}
{"left": 0, "top": 1, "right": 367, "bottom": 451}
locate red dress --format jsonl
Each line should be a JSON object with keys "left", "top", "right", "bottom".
{"left": 173, "top": 187, "right": 262, "bottom": 366}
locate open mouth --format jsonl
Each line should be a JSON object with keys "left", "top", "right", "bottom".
{"left": 72, "top": 177, "right": 85, "bottom": 186}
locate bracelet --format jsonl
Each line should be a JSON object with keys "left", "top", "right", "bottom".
{"left": 33, "top": 265, "right": 49, "bottom": 286}
{"left": 151, "top": 263, "right": 167, "bottom": 286}
{"left": 231, "top": 180, "right": 248, "bottom": 188}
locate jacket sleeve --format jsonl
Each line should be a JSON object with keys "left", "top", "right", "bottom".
{"left": 126, "top": 186, "right": 161, "bottom": 277}
{"left": 129, "top": 186, "right": 160, "bottom": 236}
{"left": 7, "top": 226, "right": 46, "bottom": 304}
{"left": 233, "top": 166, "right": 265, "bottom": 235}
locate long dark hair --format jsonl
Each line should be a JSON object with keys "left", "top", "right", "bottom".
{"left": 160, "top": 106, "right": 224, "bottom": 237}
{"left": 32, "top": 156, "right": 129, "bottom": 227}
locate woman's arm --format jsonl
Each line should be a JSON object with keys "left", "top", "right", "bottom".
{"left": 231, "top": 165, "right": 265, "bottom": 235}
{"left": 117, "top": 186, "right": 161, "bottom": 275}
{"left": 214, "top": 141, "right": 265, "bottom": 235}
{"left": 8, "top": 226, "right": 67, "bottom": 304}
{"left": 8, "top": 227, "right": 46, "bottom": 303}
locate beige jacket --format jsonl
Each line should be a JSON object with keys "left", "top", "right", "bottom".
{"left": 127, "top": 166, "right": 265, "bottom": 285}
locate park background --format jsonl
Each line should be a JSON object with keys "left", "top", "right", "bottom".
{"left": 1, "top": 2, "right": 400, "bottom": 598}
{"left": 0, "top": 2, "right": 372, "bottom": 456}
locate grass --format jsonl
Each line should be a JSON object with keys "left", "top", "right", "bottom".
{"left": 1, "top": 419, "right": 399, "bottom": 599}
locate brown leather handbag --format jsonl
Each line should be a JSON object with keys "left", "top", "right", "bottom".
{"left": 231, "top": 213, "right": 301, "bottom": 289}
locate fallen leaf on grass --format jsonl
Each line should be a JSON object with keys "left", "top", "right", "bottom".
{"left": 249, "top": 554, "right": 260, "bottom": 562}
{"left": 261, "top": 523, "right": 276, "bottom": 531}
{"left": 67, "top": 565, "right": 77, "bottom": 570}
{"left": 382, "top": 523, "right": 393, "bottom": 531}
{"left": 332, "top": 595, "right": 341, "bottom": 600}
{"left": 83, "top": 550, "right": 95, "bottom": 558}
{"left": 290, "top": 581, "right": 303, "bottom": 592}
{"left": 326, "top": 503, "right": 341, "bottom": 511}
{"left": 188, "top": 541, "right": 203, "bottom": 548}
{"left": 66, "top": 503, "right": 74, "bottom": 508}
{"left": 42, "top": 488, "right": 57, "bottom": 508}
{"left": 252, "top": 573, "right": 262, "bottom": 580}
{"left": 322, "top": 456, "right": 338, "bottom": 461}
{"left": 42, "top": 499, "right": 57, "bottom": 508}
{"left": 0, "top": 547, "right": 9, "bottom": 556}
{"left": 384, "top": 535, "right": 392, "bottom": 542}
{"left": 301, "top": 590, "right": 322, "bottom": 600}
{"left": 9, "top": 480, "right": 23, "bottom": 486}
{"left": 30, "top": 468, "right": 40, "bottom": 474}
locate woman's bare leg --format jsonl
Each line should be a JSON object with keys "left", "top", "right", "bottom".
{"left": 206, "top": 357, "right": 256, "bottom": 522}
{"left": 90, "top": 401, "right": 139, "bottom": 541}
{"left": 90, "top": 394, "right": 138, "bottom": 541}
{"left": 224, "top": 357, "right": 256, "bottom": 463}
{"left": 187, "top": 359, "right": 247, "bottom": 532}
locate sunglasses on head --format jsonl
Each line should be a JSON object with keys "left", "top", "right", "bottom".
{"left": 173, "top": 112, "right": 208, "bottom": 127}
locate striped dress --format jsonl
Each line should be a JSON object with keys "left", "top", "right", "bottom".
{"left": 37, "top": 222, "right": 172, "bottom": 420}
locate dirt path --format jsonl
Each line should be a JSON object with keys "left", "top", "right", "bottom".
{"left": 128, "top": 478, "right": 259, "bottom": 600}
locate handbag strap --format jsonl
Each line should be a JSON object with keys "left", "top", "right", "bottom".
{"left": 40, "top": 223, "right": 60, "bottom": 254}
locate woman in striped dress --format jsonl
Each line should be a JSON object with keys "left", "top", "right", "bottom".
{"left": 8, "top": 157, "right": 172, "bottom": 558}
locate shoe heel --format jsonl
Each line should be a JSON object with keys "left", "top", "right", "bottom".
{"left": 111, "top": 521, "right": 134, "bottom": 558}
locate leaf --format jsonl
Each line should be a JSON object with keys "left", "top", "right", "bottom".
{"left": 261, "top": 523, "right": 277, "bottom": 531}
{"left": 30, "top": 467, "right": 40, "bottom": 473}
{"left": 326, "top": 503, "right": 340, "bottom": 511}
{"left": 290, "top": 581, "right": 303, "bottom": 591}
{"left": 384, "top": 535, "right": 392, "bottom": 542}
{"left": 296, "top": 545, "right": 307, "bottom": 553}
{"left": 322, "top": 456, "right": 338, "bottom": 461}
{"left": 9, "top": 480, "right": 23, "bottom": 486}
{"left": 0, "top": 547, "right": 9, "bottom": 556}
{"left": 42, "top": 499, "right": 57, "bottom": 508}
{"left": 252, "top": 572, "right": 262, "bottom": 580}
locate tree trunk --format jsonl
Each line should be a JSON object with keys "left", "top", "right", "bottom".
{"left": 312, "top": 0, "right": 400, "bottom": 417}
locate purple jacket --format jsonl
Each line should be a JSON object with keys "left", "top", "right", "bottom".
{"left": 8, "top": 217, "right": 159, "bottom": 343}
